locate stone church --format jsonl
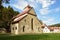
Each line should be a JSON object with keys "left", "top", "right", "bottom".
{"left": 11, "top": 5, "right": 43, "bottom": 35}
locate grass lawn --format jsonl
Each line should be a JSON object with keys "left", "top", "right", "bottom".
{"left": 0, "top": 33, "right": 60, "bottom": 40}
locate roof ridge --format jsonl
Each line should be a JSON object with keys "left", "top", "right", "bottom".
{"left": 12, "top": 5, "right": 32, "bottom": 19}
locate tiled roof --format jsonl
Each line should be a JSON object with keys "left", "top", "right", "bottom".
{"left": 14, "top": 13, "right": 27, "bottom": 22}
{"left": 12, "top": 5, "right": 32, "bottom": 23}
{"left": 42, "top": 24, "right": 60, "bottom": 31}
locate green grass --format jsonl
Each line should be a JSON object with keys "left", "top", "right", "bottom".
{"left": 0, "top": 33, "right": 60, "bottom": 40}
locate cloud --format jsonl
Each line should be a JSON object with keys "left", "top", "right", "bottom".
{"left": 55, "top": 7, "right": 60, "bottom": 12}
{"left": 43, "top": 18, "right": 54, "bottom": 25}
{"left": 39, "top": 0, "right": 56, "bottom": 15}
{"left": 23, "top": 0, "right": 56, "bottom": 15}
{"left": 40, "top": 6, "right": 60, "bottom": 15}
{"left": 8, "top": 0, "right": 55, "bottom": 13}
{"left": 26, "top": 0, "right": 56, "bottom": 8}
{"left": 6, "top": 0, "right": 56, "bottom": 15}
{"left": 36, "top": 0, "right": 56, "bottom": 8}
{"left": 9, "top": 0, "right": 40, "bottom": 11}
{"left": 39, "top": 8, "right": 50, "bottom": 15}
{"left": 41, "top": 7, "right": 60, "bottom": 25}
{"left": 47, "top": 7, "right": 60, "bottom": 13}
{"left": 25, "top": 0, "right": 38, "bottom": 8}
{"left": 9, "top": 0, "right": 28, "bottom": 10}
{"left": 42, "top": 16, "right": 47, "bottom": 18}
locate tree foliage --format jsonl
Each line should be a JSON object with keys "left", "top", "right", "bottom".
{"left": 49, "top": 23, "right": 60, "bottom": 27}
{"left": 0, "top": 0, "right": 19, "bottom": 32}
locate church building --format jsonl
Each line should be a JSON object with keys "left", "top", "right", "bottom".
{"left": 11, "top": 5, "right": 43, "bottom": 35}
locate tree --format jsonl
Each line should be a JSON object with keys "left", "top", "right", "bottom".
{"left": 0, "top": 0, "right": 9, "bottom": 9}
{"left": 0, "top": 0, "right": 19, "bottom": 32}
{"left": 1, "top": 6, "right": 19, "bottom": 32}
{"left": 49, "top": 23, "right": 60, "bottom": 27}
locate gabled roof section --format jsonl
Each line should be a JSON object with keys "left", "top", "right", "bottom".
{"left": 13, "top": 5, "right": 32, "bottom": 19}
{"left": 12, "top": 5, "right": 37, "bottom": 23}
{"left": 28, "top": 7, "right": 36, "bottom": 16}
{"left": 12, "top": 5, "right": 32, "bottom": 23}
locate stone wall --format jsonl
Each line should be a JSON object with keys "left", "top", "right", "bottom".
{"left": 18, "top": 14, "right": 42, "bottom": 34}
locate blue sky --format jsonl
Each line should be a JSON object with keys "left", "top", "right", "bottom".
{"left": 3, "top": 0, "right": 60, "bottom": 25}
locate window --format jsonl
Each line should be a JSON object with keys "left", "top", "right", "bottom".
{"left": 12, "top": 27, "right": 14, "bottom": 30}
{"left": 23, "top": 26, "right": 25, "bottom": 32}
{"left": 31, "top": 18, "right": 33, "bottom": 30}
{"left": 12, "top": 27, "right": 17, "bottom": 30}
{"left": 15, "top": 27, "right": 17, "bottom": 30}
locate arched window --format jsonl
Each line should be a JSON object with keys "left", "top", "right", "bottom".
{"left": 23, "top": 26, "right": 25, "bottom": 32}
{"left": 12, "top": 27, "right": 14, "bottom": 30}
{"left": 31, "top": 18, "right": 33, "bottom": 30}
{"left": 15, "top": 27, "right": 17, "bottom": 30}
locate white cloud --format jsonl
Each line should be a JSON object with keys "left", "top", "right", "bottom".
{"left": 26, "top": 0, "right": 55, "bottom": 8}
{"left": 42, "top": 16, "right": 47, "bottom": 18}
{"left": 39, "top": 0, "right": 56, "bottom": 15}
{"left": 38, "top": 0, "right": 56, "bottom": 8}
{"left": 9, "top": 0, "right": 55, "bottom": 12}
{"left": 27, "top": 0, "right": 35, "bottom": 2}
{"left": 48, "top": 7, "right": 60, "bottom": 13}
{"left": 9, "top": 0, "right": 56, "bottom": 15}
{"left": 40, "top": 8, "right": 50, "bottom": 15}
{"left": 55, "top": 7, "right": 60, "bottom": 12}
{"left": 10, "top": 0, "right": 28, "bottom": 10}
{"left": 25, "top": 0, "right": 38, "bottom": 8}
{"left": 43, "top": 18, "right": 54, "bottom": 25}
{"left": 9, "top": 0, "right": 39, "bottom": 11}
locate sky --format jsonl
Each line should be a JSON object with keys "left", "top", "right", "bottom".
{"left": 3, "top": 0, "right": 60, "bottom": 25}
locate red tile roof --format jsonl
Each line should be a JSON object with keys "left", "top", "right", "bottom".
{"left": 42, "top": 24, "right": 60, "bottom": 31}
{"left": 12, "top": 5, "right": 32, "bottom": 23}
{"left": 47, "top": 27, "right": 60, "bottom": 31}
